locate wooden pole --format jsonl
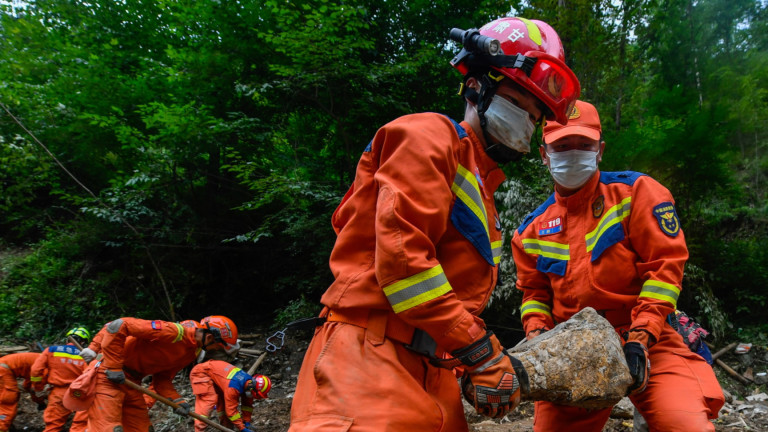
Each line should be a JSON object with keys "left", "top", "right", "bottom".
{"left": 715, "top": 359, "right": 753, "bottom": 385}
{"left": 68, "top": 337, "right": 83, "bottom": 350}
{"left": 122, "top": 380, "right": 236, "bottom": 432}
{"left": 710, "top": 342, "right": 738, "bottom": 362}
{"left": 239, "top": 348, "right": 264, "bottom": 356}
{"left": 247, "top": 352, "right": 268, "bottom": 376}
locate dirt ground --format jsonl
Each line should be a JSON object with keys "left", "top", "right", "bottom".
{"left": 8, "top": 327, "right": 768, "bottom": 431}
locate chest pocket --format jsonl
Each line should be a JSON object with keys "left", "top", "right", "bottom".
{"left": 450, "top": 164, "right": 496, "bottom": 266}
{"left": 586, "top": 197, "right": 631, "bottom": 262}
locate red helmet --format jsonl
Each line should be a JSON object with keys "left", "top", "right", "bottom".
{"left": 200, "top": 316, "right": 238, "bottom": 351}
{"left": 248, "top": 374, "right": 272, "bottom": 399}
{"left": 179, "top": 320, "right": 201, "bottom": 329}
{"left": 451, "top": 17, "right": 580, "bottom": 124}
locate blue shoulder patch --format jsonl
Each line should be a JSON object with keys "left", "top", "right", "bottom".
{"left": 51, "top": 345, "right": 80, "bottom": 355}
{"left": 517, "top": 194, "right": 556, "bottom": 234}
{"left": 600, "top": 171, "right": 646, "bottom": 186}
{"left": 363, "top": 140, "right": 373, "bottom": 152}
{"left": 228, "top": 369, "right": 252, "bottom": 394}
{"left": 653, "top": 201, "right": 681, "bottom": 237}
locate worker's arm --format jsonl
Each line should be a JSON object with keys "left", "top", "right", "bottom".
{"left": 511, "top": 223, "right": 556, "bottom": 337}
{"left": 369, "top": 116, "right": 488, "bottom": 352}
{"left": 29, "top": 349, "right": 49, "bottom": 391}
{"left": 223, "top": 387, "right": 247, "bottom": 430}
{"left": 627, "top": 177, "right": 688, "bottom": 344}
{"left": 99, "top": 318, "right": 188, "bottom": 371}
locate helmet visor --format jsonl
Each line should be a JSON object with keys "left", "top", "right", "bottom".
{"left": 524, "top": 51, "right": 580, "bottom": 124}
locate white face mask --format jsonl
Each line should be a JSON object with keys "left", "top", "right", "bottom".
{"left": 483, "top": 95, "right": 536, "bottom": 154}
{"left": 546, "top": 149, "right": 599, "bottom": 189}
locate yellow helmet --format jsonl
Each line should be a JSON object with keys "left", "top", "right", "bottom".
{"left": 66, "top": 327, "right": 91, "bottom": 344}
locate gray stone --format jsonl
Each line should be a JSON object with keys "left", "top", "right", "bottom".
{"left": 508, "top": 307, "right": 633, "bottom": 409}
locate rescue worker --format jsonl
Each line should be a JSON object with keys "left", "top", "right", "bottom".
{"left": 30, "top": 327, "right": 90, "bottom": 432}
{"left": 289, "top": 17, "right": 580, "bottom": 431}
{"left": 189, "top": 359, "right": 271, "bottom": 432}
{"left": 0, "top": 352, "right": 42, "bottom": 431}
{"left": 511, "top": 100, "right": 725, "bottom": 431}
{"left": 144, "top": 319, "right": 202, "bottom": 411}
{"left": 85, "top": 315, "right": 239, "bottom": 432}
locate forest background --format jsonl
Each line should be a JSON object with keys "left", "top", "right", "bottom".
{"left": 0, "top": 0, "right": 766, "bottom": 348}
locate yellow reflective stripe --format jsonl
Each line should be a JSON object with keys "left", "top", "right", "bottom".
{"left": 521, "top": 238, "right": 570, "bottom": 260}
{"left": 226, "top": 367, "right": 242, "bottom": 380}
{"left": 53, "top": 352, "right": 84, "bottom": 360}
{"left": 30, "top": 376, "right": 43, "bottom": 382}
{"left": 451, "top": 164, "right": 489, "bottom": 235}
{"left": 516, "top": 17, "right": 543, "bottom": 45}
{"left": 229, "top": 412, "right": 241, "bottom": 421}
{"left": 520, "top": 300, "right": 552, "bottom": 318}
{"left": 585, "top": 197, "right": 631, "bottom": 252}
{"left": 384, "top": 265, "right": 452, "bottom": 313}
{"left": 491, "top": 240, "right": 503, "bottom": 265}
{"left": 173, "top": 323, "right": 184, "bottom": 343}
{"left": 639, "top": 280, "right": 680, "bottom": 307}
{"left": 242, "top": 406, "right": 253, "bottom": 412}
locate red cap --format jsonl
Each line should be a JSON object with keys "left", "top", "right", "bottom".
{"left": 542, "top": 100, "right": 601, "bottom": 143}
{"left": 62, "top": 363, "right": 100, "bottom": 411}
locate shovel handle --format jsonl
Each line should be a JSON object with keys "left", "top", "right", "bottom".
{"left": 247, "top": 352, "right": 268, "bottom": 376}
{"left": 122, "top": 380, "right": 237, "bottom": 432}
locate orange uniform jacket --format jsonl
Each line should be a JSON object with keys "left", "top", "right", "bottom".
{"left": 512, "top": 171, "right": 687, "bottom": 340}
{"left": 322, "top": 113, "right": 506, "bottom": 352}
{"left": 98, "top": 318, "right": 199, "bottom": 401}
{"left": 30, "top": 345, "right": 86, "bottom": 389}
{"left": 0, "top": 352, "right": 39, "bottom": 390}
{"left": 189, "top": 360, "right": 255, "bottom": 430}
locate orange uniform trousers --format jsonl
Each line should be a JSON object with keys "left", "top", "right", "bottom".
{"left": 289, "top": 322, "right": 466, "bottom": 432}
{"left": 0, "top": 367, "right": 20, "bottom": 431}
{"left": 191, "top": 386, "right": 226, "bottom": 432}
{"left": 87, "top": 373, "right": 151, "bottom": 432}
{"left": 532, "top": 324, "right": 724, "bottom": 431}
{"left": 43, "top": 386, "right": 88, "bottom": 432}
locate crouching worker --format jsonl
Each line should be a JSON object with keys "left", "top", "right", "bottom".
{"left": 190, "top": 359, "right": 271, "bottom": 432}
{"left": 30, "top": 327, "right": 91, "bottom": 432}
{"left": 0, "top": 352, "right": 41, "bottom": 432}
{"left": 85, "top": 315, "right": 239, "bottom": 432}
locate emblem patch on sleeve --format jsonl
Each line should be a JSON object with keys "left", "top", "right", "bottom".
{"left": 151, "top": 320, "right": 162, "bottom": 330}
{"left": 652, "top": 202, "right": 680, "bottom": 237}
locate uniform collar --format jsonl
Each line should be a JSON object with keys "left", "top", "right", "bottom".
{"left": 554, "top": 170, "right": 601, "bottom": 207}
{"left": 461, "top": 120, "right": 507, "bottom": 191}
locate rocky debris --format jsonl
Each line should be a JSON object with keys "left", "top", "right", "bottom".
{"left": 507, "top": 307, "right": 633, "bottom": 409}
{"left": 8, "top": 324, "right": 768, "bottom": 432}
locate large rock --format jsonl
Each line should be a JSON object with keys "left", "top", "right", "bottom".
{"left": 507, "top": 307, "right": 633, "bottom": 409}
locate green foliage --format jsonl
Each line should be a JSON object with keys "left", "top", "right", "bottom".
{"left": 0, "top": 0, "right": 766, "bottom": 340}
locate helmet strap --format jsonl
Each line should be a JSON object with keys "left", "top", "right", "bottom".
{"left": 462, "top": 72, "right": 525, "bottom": 164}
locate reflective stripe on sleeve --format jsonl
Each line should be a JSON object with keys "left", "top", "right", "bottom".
{"left": 383, "top": 265, "right": 452, "bottom": 313}
{"left": 639, "top": 279, "right": 680, "bottom": 307}
{"left": 521, "top": 239, "right": 570, "bottom": 260}
{"left": 30, "top": 376, "right": 42, "bottom": 382}
{"left": 585, "top": 197, "right": 631, "bottom": 252}
{"left": 173, "top": 323, "right": 184, "bottom": 343}
{"left": 226, "top": 367, "right": 242, "bottom": 380}
{"left": 492, "top": 240, "right": 503, "bottom": 265}
{"left": 229, "top": 412, "right": 241, "bottom": 421}
{"left": 520, "top": 300, "right": 552, "bottom": 318}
